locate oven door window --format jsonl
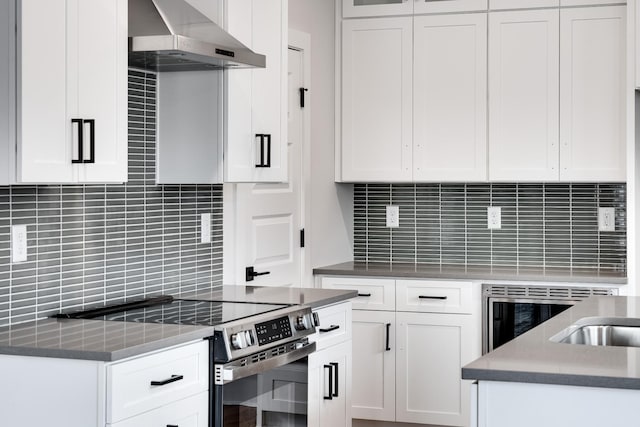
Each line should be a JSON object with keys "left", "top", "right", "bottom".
{"left": 216, "top": 358, "right": 308, "bottom": 427}
{"left": 491, "top": 301, "right": 572, "bottom": 351}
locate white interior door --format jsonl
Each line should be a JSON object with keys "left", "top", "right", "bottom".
{"left": 235, "top": 47, "right": 305, "bottom": 287}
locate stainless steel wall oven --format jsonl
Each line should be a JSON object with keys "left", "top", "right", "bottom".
{"left": 483, "top": 284, "right": 617, "bottom": 354}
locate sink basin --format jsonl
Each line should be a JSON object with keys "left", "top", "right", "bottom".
{"left": 551, "top": 317, "right": 640, "bottom": 348}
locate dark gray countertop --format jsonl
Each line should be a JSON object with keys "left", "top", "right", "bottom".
{"left": 463, "top": 296, "right": 640, "bottom": 390}
{"left": 0, "top": 286, "right": 355, "bottom": 361}
{"left": 313, "top": 261, "right": 627, "bottom": 285}
{"left": 180, "top": 285, "right": 358, "bottom": 309}
{"left": 0, "top": 318, "right": 214, "bottom": 362}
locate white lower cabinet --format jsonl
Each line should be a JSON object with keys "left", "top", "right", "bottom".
{"left": 108, "top": 392, "right": 208, "bottom": 427}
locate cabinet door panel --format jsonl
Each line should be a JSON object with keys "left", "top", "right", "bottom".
{"left": 559, "top": 6, "right": 626, "bottom": 181}
{"left": 79, "top": 0, "right": 127, "bottom": 183}
{"left": 309, "top": 341, "right": 352, "bottom": 427}
{"left": 414, "top": 0, "right": 487, "bottom": 14}
{"left": 19, "top": 0, "right": 74, "bottom": 183}
{"left": 396, "top": 312, "right": 475, "bottom": 426}
{"left": 413, "top": 13, "right": 487, "bottom": 181}
{"left": 488, "top": 9, "right": 560, "bottom": 181}
{"left": 352, "top": 310, "right": 395, "bottom": 422}
{"left": 341, "top": 17, "right": 413, "bottom": 182}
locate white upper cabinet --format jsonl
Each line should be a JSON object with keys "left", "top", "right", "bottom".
{"left": 341, "top": 17, "right": 413, "bottom": 182}
{"left": 18, "top": 0, "right": 127, "bottom": 184}
{"left": 413, "top": 13, "right": 487, "bottom": 182}
{"left": 488, "top": 9, "right": 560, "bottom": 181}
{"left": 225, "top": 0, "right": 288, "bottom": 183}
{"left": 559, "top": 6, "right": 626, "bottom": 181}
{"left": 414, "top": 0, "right": 488, "bottom": 14}
{"left": 490, "top": 0, "right": 559, "bottom": 9}
{"left": 343, "top": 0, "right": 413, "bottom": 18}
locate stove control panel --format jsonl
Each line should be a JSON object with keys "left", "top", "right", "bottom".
{"left": 255, "top": 316, "right": 292, "bottom": 346}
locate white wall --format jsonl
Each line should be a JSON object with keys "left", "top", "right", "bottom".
{"left": 289, "top": 1, "right": 354, "bottom": 271}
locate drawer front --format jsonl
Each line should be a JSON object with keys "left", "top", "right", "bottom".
{"left": 322, "top": 277, "right": 395, "bottom": 310}
{"left": 108, "top": 391, "right": 208, "bottom": 427}
{"left": 107, "top": 340, "right": 209, "bottom": 423}
{"left": 396, "top": 280, "right": 473, "bottom": 314}
{"left": 312, "top": 301, "right": 352, "bottom": 350}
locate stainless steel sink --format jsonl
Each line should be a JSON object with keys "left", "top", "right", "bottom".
{"left": 550, "top": 317, "right": 640, "bottom": 348}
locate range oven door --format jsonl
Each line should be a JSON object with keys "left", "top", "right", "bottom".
{"left": 212, "top": 341, "right": 315, "bottom": 427}
{"left": 488, "top": 297, "right": 575, "bottom": 353}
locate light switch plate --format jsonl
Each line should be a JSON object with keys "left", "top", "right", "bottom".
{"left": 487, "top": 207, "right": 501, "bottom": 230}
{"left": 11, "top": 225, "right": 27, "bottom": 263}
{"left": 598, "top": 207, "right": 615, "bottom": 232}
{"left": 201, "top": 213, "right": 212, "bottom": 243}
{"left": 386, "top": 205, "right": 400, "bottom": 228}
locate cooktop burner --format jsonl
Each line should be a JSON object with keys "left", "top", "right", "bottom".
{"left": 55, "top": 296, "right": 289, "bottom": 326}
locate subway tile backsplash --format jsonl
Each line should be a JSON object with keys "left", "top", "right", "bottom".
{"left": 0, "top": 70, "right": 223, "bottom": 326}
{"left": 354, "top": 183, "right": 627, "bottom": 273}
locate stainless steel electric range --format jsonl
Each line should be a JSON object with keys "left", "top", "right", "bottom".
{"left": 56, "top": 295, "right": 317, "bottom": 427}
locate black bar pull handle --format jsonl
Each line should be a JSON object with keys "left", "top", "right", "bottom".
{"left": 330, "top": 362, "right": 339, "bottom": 397}
{"left": 324, "top": 365, "right": 333, "bottom": 400}
{"left": 71, "top": 119, "right": 84, "bottom": 164}
{"left": 319, "top": 325, "right": 340, "bottom": 333}
{"left": 255, "top": 134, "right": 272, "bottom": 168}
{"left": 167, "top": 425, "right": 179, "bottom": 427}
{"left": 418, "top": 295, "right": 448, "bottom": 300}
{"left": 385, "top": 323, "right": 391, "bottom": 351}
{"left": 83, "top": 119, "right": 95, "bottom": 163}
{"left": 357, "top": 293, "right": 372, "bottom": 297}
{"left": 265, "top": 134, "right": 271, "bottom": 168}
{"left": 150, "top": 374, "right": 184, "bottom": 387}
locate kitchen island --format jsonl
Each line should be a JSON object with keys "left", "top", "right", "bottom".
{"left": 463, "top": 296, "right": 640, "bottom": 427}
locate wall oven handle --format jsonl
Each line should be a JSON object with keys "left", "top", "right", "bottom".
{"left": 330, "top": 362, "right": 339, "bottom": 397}
{"left": 418, "top": 295, "right": 447, "bottom": 300}
{"left": 324, "top": 364, "right": 333, "bottom": 400}
{"left": 214, "top": 341, "right": 316, "bottom": 385}
{"left": 150, "top": 374, "right": 184, "bottom": 387}
{"left": 385, "top": 323, "right": 391, "bottom": 351}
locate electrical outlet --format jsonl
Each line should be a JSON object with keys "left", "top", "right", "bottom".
{"left": 598, "top": 207, "right": 615, "bottom": 232}
{"left": 487, "top": 207, "right": 501, "bottom": 230}
{"left": 386, "top": 205, "right": 400, "bottom": 228}
{"left": 201, "top": 213, "right": 212, "bottom": 243}
{"left": 11, "top": 225, "right": 27, "bottom": 263}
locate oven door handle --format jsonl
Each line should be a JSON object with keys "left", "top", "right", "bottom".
{"left": 214, "top": 341, "right": 316, "bottom": 385}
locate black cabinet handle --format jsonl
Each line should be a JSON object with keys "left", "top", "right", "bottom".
{"left": 245, "top": 266, "right": 270, "bottom": 282}
{"left": 84, "top": 119, "right": 95, "bottom": 163}
{"left": 255, "top": 134, "right": 272, "bottom": 168}
{"left": 418, "top": 295, "right": 447, "bottom": 300}
{"left": 150, "top": 374, "right": 184, "bottom": 387}
{"left": 319, "top": 325, "right": 340, "bottom": 333}
{"left": 385, "top": 323, "right": 391, "bottom": 351}
{"left": 324, "top": 364, "right": 333, "bottom": 400}
{"left": 312, "top": 312, "right": 320, "bottom": 327}
{"left": 357, "top": 293, "right": 372, "bottom": 297}
{"left": 167, "top": 425, "right": 179, "bottom": 427}
{"left": 331, "top": 362, "right": 339, "bottom": 397}
{"left": 71, "top": 119, "right": 84, "bottom": 164}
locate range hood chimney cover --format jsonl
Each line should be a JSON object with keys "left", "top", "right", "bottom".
{"left": 128, "top": 0, "right": 266, "bottom": 71}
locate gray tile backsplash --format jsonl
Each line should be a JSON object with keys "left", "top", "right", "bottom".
{"left": 0, "top": 70, "right": 223, "bottom": 326}
{"left": 354, "top": 183, "right": 626, "bottom": 273}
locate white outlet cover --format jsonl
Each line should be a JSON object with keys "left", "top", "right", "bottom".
{"left": 201, "top": 213, "right": 212, "bottom": 243}
{"left": 386, "top": 205, "right": 400, "bottom": 228}
{"left": 487, "top": 207, "right": 502, "bottom": 230}
{"left": 11, "top": 225, "right": 28, "bottom": 263}
{"left": 598, "top": 207, "right": 615, "bottom": 232}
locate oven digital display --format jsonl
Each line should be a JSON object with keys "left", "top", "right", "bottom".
{"left": 255, "top": 316, "right": 292, "bottom": 346}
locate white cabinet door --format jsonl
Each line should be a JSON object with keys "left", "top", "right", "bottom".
{"left": 78, "top": 0, "right": 127, "bottom": 183}
{"left": 343, "top": 0, "right": 413, "bottom": 18}
{"left": 488, "top": 9, "right": 560, "bottom": 181}
{"left": 414, "top": 0, "right": 487, "bottom": 14}
{"left": 341, "top": 17, "right": 413, "bottom": 182}
{"left": 396, "top": 311, "right": 475, "bottom": 426}
{"left": 0, "top": 0, "right": 13, "bottom": 185}
{"left": 225, "top": 0, "right": 288, "bottom": 183}
{"left": 308, "top": 341, "right": 352, "bottom": 427}
{"left": 18, "top": 0, "right": 74, "bottom": 183}
{"left": 351, "top": 310, "right": 396, "bottom": 422}
{"left": 413, "top": 13, "right": 487, "bottom": 182}
{"left": 490, "top": 0, "right": 559, "bottom": 9}
{"left": 559, "top": 6, "right": 626, "bottom": 182}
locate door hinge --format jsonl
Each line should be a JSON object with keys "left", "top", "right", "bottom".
{"left": 299, "top": 88, "right": 308, "bottom": 108}
{"left": 300, "top": 229, "right": 305, "bottom": 248}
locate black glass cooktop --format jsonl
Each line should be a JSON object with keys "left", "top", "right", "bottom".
{"left": 55, "top": 296, "right": 289, "bottom": 326}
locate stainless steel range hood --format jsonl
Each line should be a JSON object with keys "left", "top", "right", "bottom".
{"left": 129, "top": 0, "right": 265, "bottom": 71}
